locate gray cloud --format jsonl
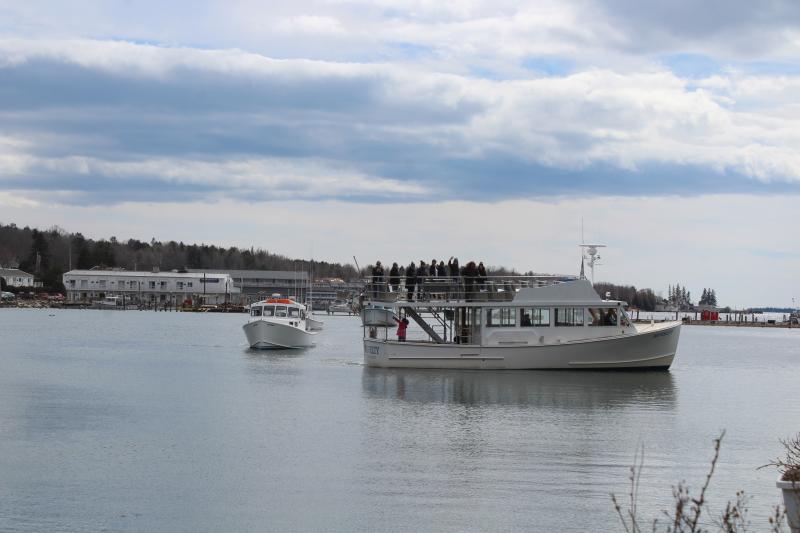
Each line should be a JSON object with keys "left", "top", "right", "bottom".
{"left": 1, "top": 39, "right": 799, "bottom": 206}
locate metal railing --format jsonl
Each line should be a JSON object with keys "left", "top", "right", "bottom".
{"left": 363, "top": 274, "right": 576, "bottom": 303}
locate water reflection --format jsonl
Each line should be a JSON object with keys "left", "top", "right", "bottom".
{"left": 362, "top": 368, "right": 676, "bottom": 409}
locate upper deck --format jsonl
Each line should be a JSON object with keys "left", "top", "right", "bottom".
{"left": 364, "top": 275, "right": 623, "bottom": 308}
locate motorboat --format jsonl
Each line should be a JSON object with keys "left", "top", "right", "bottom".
{"left": 243, "top": 295, "right": 316, "bottom": 349}
{"left": 99, "top": 295, "right": 121, "bottom": 308}
{"left": 361, "top": 275, "right": 681, "bottom": 370}
{"left": 306, "top": 314, "right": 325, "bottom": 331}
{"left": 327, "top": 299, "right": 353, "bottom": 315}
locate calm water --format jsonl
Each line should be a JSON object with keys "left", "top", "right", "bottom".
{"left": 1, "top": 308, "right": 799, "bottom": 532}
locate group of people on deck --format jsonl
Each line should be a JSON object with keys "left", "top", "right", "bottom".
{"left": 369, "top": 257, "right": 488, "bottom": 301}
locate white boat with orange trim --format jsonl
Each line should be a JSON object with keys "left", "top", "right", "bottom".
{"left": 361, "top": 274, "right": 681, "bottom": 370}
{"left": 243, "top": 295, "right": 316, "bottom": 349}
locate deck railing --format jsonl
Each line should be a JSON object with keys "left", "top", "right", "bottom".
{"left": 363, "top": 274, "right": 577, "bottom": 303}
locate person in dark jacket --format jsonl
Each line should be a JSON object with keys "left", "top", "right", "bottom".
{"left": 436, "top": 260, "right": 446, "bottom": 277}
{"left": 429, "top": 259, "right": 437, "bottom": 276}
{"left": 371, "top": 261, "right": 384, "bottom": 299}
{"left": 448, "top": 257, "right": 460, "bottom": 278}
{"left": 477, "top": 261, "right": 487, "bottom": 291}
{"left": 389, "top": 262, "right": 400, "bottom": 293}
{"left": 406, "top": 262, "right": 417, "bottom": 301}
{"left": 416, "top": 261, "right": 427, "bottom": 300}
{"left": 464, "top": 261, "right": 478, "bottom": 300}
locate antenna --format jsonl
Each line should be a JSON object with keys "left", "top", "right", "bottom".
{"left": 578, "top": 243, "right": 606, "bottom": 284}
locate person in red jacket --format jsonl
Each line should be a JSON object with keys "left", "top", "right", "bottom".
{"left": 396, "top": 316, "right": 409, "bottom": 342}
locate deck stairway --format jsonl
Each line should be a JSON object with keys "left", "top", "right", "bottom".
{"left": 402, "top": 306, "right": 445, "bottom": 343}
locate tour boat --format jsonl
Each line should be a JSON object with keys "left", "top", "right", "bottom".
{"left": 361, "top": 275, "right": 681, "bottom": 370}
{"left": 243, "top": 295, "right": 316, "bottom": 349}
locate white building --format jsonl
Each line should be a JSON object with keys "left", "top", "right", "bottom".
{"left": 0, "top": 268, "right": 34, "bottom": 287}
{"left": 62, "top": 269, "right": 240, "bottom": 305}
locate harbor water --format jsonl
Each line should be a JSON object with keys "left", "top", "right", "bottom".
{"left": 1, "top": 308, "right": 799, "bottom": 532}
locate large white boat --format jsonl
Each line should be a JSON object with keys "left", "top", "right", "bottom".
{"left": 361, "top": 275, "right": 681, "bottom": 370}
{"left": 243, "top": 296, "right": 317, "bottom": 349}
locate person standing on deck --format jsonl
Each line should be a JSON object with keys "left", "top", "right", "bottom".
{"left": 477, "top": 262, "right": 487, "bottom": 291}
{"left": 436, "top": 260, "right": 446, "bottom": 277}
{"left": 406, "top": 262, "right": 417, "bottom": 301}
{"left": 464, "top": 261, "right": 478, "bottom": 300}
{"left": 429, "top": 260, "right": 437, "bottom": 276}
{"left": 371, "top": 261, "right": 384, "bottom": 299}
{"left": 416, "top": 261, "right": 428, "bottom": 300}
{"left": 389, "top": 262, "right": 400, "bottom": 294}
{"left": 448, "top": 257, "right": 460, "bottom": 278}
{"left": 396, "top": 316, "right": 409, "bottom": 342}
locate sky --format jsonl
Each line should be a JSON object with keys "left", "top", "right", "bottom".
{"left": 0, "top": 1, "right": 799, "bottom": 307}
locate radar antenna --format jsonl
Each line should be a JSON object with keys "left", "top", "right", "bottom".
{"left": 579, "top": 243, "right": 606, "bottom": 284}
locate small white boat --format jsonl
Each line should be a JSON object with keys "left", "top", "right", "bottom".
{"left": 327, "top": 299, "right": 353, "bottom": 314}
{"left": 100, "top": 295, "right": 121, "bottom": 307}
{"left": 306, "top": 315, "right": 325, "bottom": 331}
{"left": 243, "top": 296, "right": 316, "bottom": 349}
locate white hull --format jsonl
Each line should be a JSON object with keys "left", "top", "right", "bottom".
{"left": 306, "top": 316, "right": 325, "bottom": 331}
{"left": 364, "top": 321, "right": 680, "bottom": 370}
{"left": 243, "top": 319, "right": 316, "bottom": 349}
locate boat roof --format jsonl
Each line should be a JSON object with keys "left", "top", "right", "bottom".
{"left": 371, "top": 279, "right": 626, "bottom": 308}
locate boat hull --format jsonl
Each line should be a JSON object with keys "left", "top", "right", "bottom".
{"left": 364, "top": 321, "right": 681, "bottom": 370}
{"left": 243, "top": 319, "right": 316, "bottom": 349}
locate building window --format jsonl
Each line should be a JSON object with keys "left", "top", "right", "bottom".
{"left": 80, "top": 280, "right": 88, "bottom": 288}
{"left": 176, "top": 281, "right": 184, "bottom": 289}
{"left": 149, "top": 281, "right": 156, "bottom": 289}
{"left": 486, "top": 307, "right": 515, "bottom": 327}
{"left": 99, "top": 280, "right": 106, "bottom": 288}
{"left": 554, "top": 307, "right": 584, "bottom": 327}
{"left": 160, "top": 281, "right": 167, "bottom": 289}
{"left": 588, "top": 308, "right": 618, "bottom": 326}
{"left": 187, "top": 282, "right": 193, "bottom": 288}
{"left": 519, "top": 308, "right": 550, "bottom": 327}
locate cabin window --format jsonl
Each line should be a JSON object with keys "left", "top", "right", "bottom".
{"left": 263, "top": 306, "right": 275, "bottom": 317}
{"left": 251, "top": 307, "right": 262, "bottom": 317}
{"left": 275, "top": 305, "right": 288, "bottom": 317}
{"left": 588, "top": 308, "right": 618, "bottom": 326}
{"left": 520, "top": 308, "right": 550, "bottom": 327}
{"left": 554, "top": 307, "right": 584, "bottom": 326}
{"left": 486, "top": 307, "right": 515, "bottom": 327}
{"left": 288, "top": 307, "right": 300, "bottom": 318}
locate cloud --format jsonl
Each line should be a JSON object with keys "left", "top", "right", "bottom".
{"left": 1, "top": 9, "right": 800, "bottom": 206}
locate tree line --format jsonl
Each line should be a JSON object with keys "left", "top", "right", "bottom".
{"left": 593, "top": 282, "right": 658, "bottom": 311}
{"left": 0, "top": 223, "right": 359, "bottom": 292}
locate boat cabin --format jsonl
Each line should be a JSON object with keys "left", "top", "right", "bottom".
{"left": 363, "top": 277, "right": 634, "bottom": 346}
{"left": 249, "top": 298, "right": 306, "bottom": 321}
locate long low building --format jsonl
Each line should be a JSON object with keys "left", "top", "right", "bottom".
{"left": 63, "top": 269, "right": 239, "bottom": 305}
{"left": 188, "top": 269, "right": 309, "bottom": 304}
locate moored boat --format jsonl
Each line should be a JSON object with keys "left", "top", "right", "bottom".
{"left": 361, "top": 274, "right": 680, "bottom": 370}
{"left": 243, "top": 295, "right": 316, "bottom": 349}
